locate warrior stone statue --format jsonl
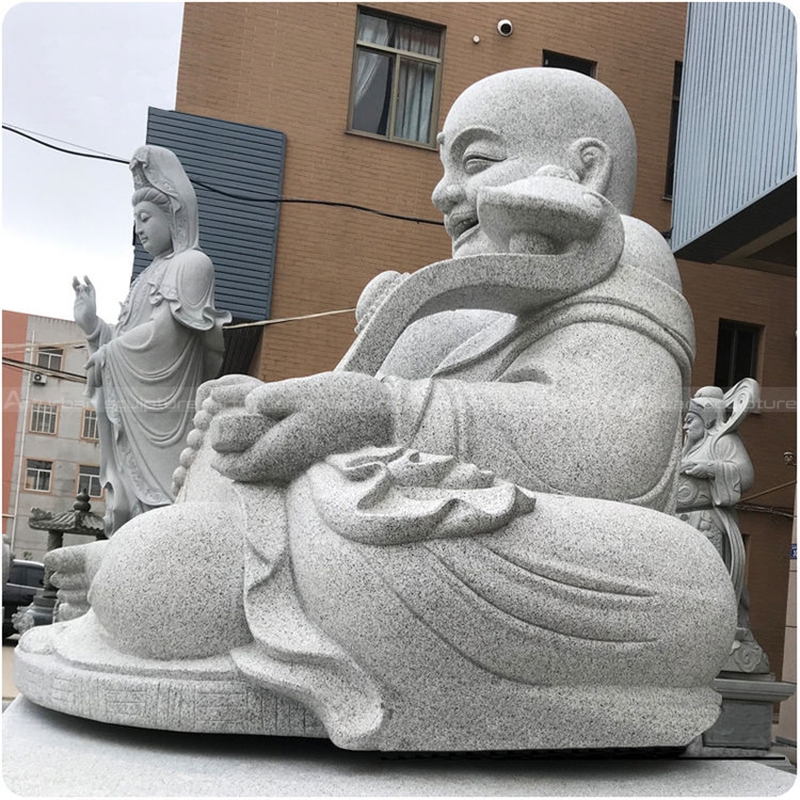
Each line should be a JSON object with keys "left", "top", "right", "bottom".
{"left": 677, "top": 379, "right": 769, "bottom": 672}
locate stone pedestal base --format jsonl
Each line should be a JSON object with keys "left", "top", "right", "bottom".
{"left": 685, "top": 675, "right": 796, "bottom": 759}
{"left": 3, "top": 697, "right": 795, "bottom": 796}
{"left": 15, "top": 615, "right": 727, "bottom": 751}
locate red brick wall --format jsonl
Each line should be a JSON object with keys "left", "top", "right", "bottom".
{"left": 2, "top": 311, "right": 28, "bottom": 534}
{"left": 178, "top": 2, "right": 687, "bottom": 378}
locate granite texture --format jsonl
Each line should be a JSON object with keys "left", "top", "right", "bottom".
{"left": 17, "top": 68, "right": 738, "bottom": 752}
{"left": 3, "top": 698, "right": 796, "bottom": 797}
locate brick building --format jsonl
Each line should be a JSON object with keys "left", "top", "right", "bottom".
{"left": 155, "top": 3, "right": 797, "bottom": 692}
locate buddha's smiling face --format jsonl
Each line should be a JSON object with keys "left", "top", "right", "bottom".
{"left": 431, "top": 69, "right": 637, "bottom": 259}
{"left": 432, "top": 102, "right": 555, "bottom": 258}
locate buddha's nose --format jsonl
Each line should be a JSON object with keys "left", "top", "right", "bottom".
{"left": 431, "top": 179, "right": 462, "bottom": 213}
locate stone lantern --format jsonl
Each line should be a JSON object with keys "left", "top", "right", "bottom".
{"left": 12, "top": 491, "right": 104, "bottom": 634}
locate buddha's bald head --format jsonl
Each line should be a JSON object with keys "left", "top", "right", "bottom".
{"left": 433, "top": 69, "right": 638, "bottom": 255}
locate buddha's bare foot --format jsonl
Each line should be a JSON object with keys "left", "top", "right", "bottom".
{"left": 46, "top": 540, "right": 109, "bottom": 621}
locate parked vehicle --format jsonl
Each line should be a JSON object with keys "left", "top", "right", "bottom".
{"left": 3, "top": 559, "right": 45, "bottom": 640}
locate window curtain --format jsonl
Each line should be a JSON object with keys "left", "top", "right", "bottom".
{"left": 393, "top": 26, "right": 439, "bottom": 142}
{"left": 355, "top": 16, "right": 390, "bottom": 108}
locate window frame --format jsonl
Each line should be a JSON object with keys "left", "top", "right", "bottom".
{"left": 663, "top": 61, "right": 683, "bottom": 200}
{"left": 76, "top": 464, "right": 103, "bottom": 499}
{"left": 25, "top": 459, "right": 53, "bottom": 494}
{"left": 81, "top": 408, "right": 99, "bottom": 441}
{"left": 542, "top": 50, "right": 597, "bottom": 78}
{"left": 713, "top": 318, "right": 763, "bottom": 391}
{"left": 347, "top": 6, "right": 445, "bottom": 149}
{"left": 28, "top": 402, "right": 59, "bottom": 436}
{"left": 36, "top": 347, "right": 64, "bottom": 372}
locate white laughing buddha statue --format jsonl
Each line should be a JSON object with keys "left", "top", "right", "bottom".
{"left": 19, "top": 69, "right": 736, "bottom": 753}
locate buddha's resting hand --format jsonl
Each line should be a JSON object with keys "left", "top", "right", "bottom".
{"left": 209, "top": 372, "right": 393, "bottom": 483}
{"left": 47, "top": 540, "right": 109, "bottom": 620}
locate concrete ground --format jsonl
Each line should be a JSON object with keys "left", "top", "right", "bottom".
{"left": 2, "top": 639, "right": 795, "bottom": 768}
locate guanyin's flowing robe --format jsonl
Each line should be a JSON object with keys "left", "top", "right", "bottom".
{"left": 86, "top": 147, "right": 229, "bottom": 532}
{"left": 88, "top": 252, "right": 228, "bottom": 515}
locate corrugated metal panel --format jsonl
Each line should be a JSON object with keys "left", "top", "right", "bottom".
{"left": 672, "top": 2, "right": 796, "bottom": 253}
{"left": 131, "top": 108, "right": 286, "bottom": 321}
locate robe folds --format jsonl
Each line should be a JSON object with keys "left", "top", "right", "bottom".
{"left": 88, "top": 250, "right": 229, "bottom": 516}
{"left": 228, "top": 242, "right": 736, "bottom": 749}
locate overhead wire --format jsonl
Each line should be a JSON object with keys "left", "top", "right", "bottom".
{"left": 3, "top": 307, "right": 361, "bottom": 354}
{"left": 0, "top": 123, "right": 122, "bottom": 158}
{"left": 224, "top": 307, "right": 357, "bottom": 330}
{"left": 2, "top": 339, "right": 87, "bottom": 352}
{"left": 2, "top": 357, "right": 87, "bottom": 383}
{"left": 2, "top": 123, "right": 445, "bottom": 226}
{"left": 2, "top": 122, "right": 438, "bottom": 335}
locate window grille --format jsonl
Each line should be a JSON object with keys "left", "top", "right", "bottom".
{"left": 25, "top": 459, "right": 52, "bottom": 492}
{"left": 349, "top": 7, "right": 444, "bottom": 146}
{"left": 82, "top": 408, "right": 99, "bottom": 440}
{"left": 77, "top": 465, "right": 102, "bottom": 498}
{"left": 30, "top": 402, "right": 58, "bottom": 434}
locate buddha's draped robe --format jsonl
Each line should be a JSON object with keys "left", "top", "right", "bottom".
{"left": 227, "top": 228, "right": 734, "bottom": 748}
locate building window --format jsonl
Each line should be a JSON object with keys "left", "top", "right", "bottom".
{"left": 29, "top": 402, "right": 58, "bottom": 435}
{"left": 81, "top": 408, "right": 99, "bottom": 440}
{"left": 542, "top": 50, "right": 596, "bottom": 77}
{"left": 349, "top": 7, "right": 444, "bottom": 146}
{"left": 36, "top": 347, "right": 64, "bottom": 372}
{"left": 77, "top": 465, "right": 102, "bottom": 498}
{"left": 714, "top": 319, "right": 761, "bottom": 390}
{"left": 664, "top": 61, "right": 682, "bottom": 199}
{"left": 25, "top": 459, "right": 52, "bottom": 493}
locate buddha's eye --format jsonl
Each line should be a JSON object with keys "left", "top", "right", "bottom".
{"left": 463, "top": 153, "right": 503, "bottom": 175}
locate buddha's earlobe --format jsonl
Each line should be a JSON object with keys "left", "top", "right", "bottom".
{"left": 569, "top": 138, "right": 612, "bottom": 196}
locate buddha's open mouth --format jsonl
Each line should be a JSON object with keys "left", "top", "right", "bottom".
{"left": 447, "top": 214, "right": 479, "bottom": 244}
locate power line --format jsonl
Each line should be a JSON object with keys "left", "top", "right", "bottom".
{"left": 3, "top": 124, "right": 128, "bottom": 164}
{"left": 2, "top": 357, "right": 87, "bottom": 383}
{"left": 3, "top": 339, "right": 86, "bottom": 352}
{"left": 3, "top": 123, "right": 444, "bottom": 226}
{"left": 0, "top": 123, "right": 121, "bottom": 158}
{"left": 3, "top": 307, "right": 358, "bottom": 348}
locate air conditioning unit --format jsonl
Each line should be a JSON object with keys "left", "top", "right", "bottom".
{"left": 32, "top": 372, "right": 47, "bottom": 385}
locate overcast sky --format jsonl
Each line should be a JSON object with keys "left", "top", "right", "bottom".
{"left": 2, "top": 2, "right": 184, "bottom": 323}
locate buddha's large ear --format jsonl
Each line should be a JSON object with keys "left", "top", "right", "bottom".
{"left": 568, "top": 138, "right": 612, "bottom": 197}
